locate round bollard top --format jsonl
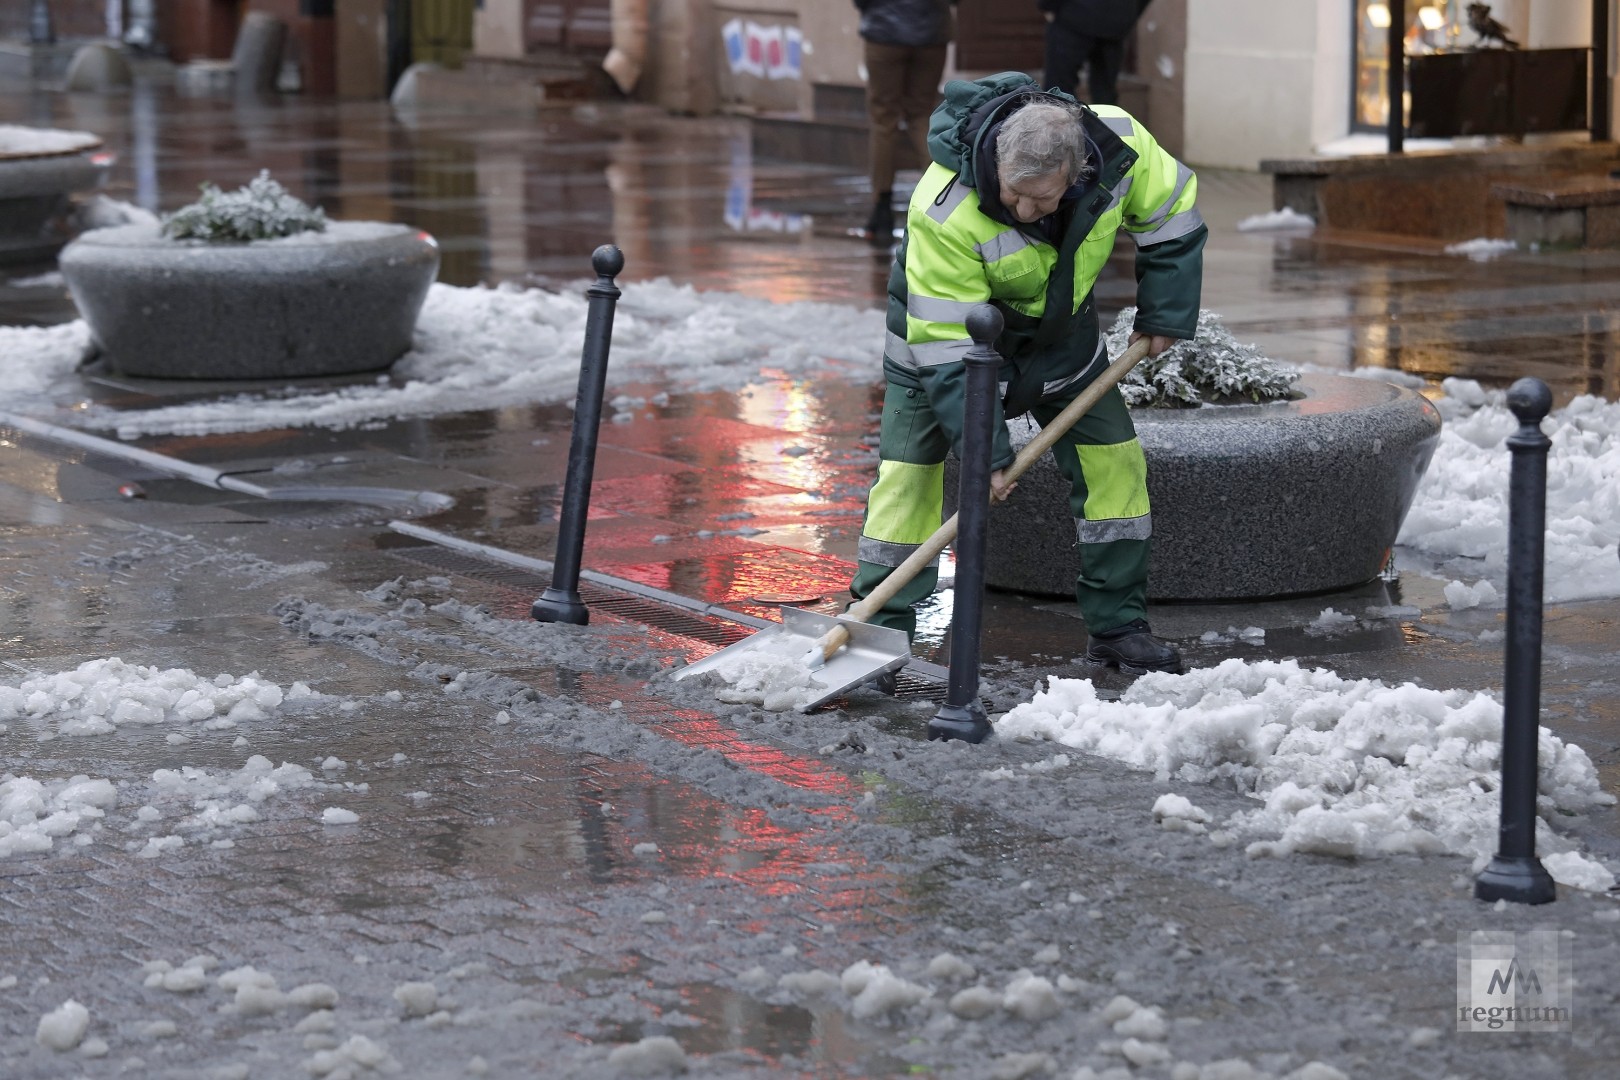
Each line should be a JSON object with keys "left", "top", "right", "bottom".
{"left": 591, "top": 244, "right": 625, "bottom": 279}
{"left": 1507, "top": 377, "right": 1552, "bottom": 425}
{"left": 965, "top": 304, "right": 1004, "bottom": 347}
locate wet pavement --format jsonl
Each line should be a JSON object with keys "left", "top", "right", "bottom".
{"left": 2, "top": 69, "right": 1619, "bottom": 1078}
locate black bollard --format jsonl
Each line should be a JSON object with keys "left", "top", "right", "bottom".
{"left": 1475, "top": 377, "right": 1557, "bottom": 905}
{"left": 532, "top": 245, "right": 624, "bottom": 626}
{"left": 928, "top": 305, "right": 1002, "bottom": 745}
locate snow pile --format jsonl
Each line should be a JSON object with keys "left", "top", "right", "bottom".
{"left": 0, "top": 279, "right": 883, "bottom": 438}
{"left": 1443, "top": 578, "right": 1499, "bottom": 611}
{"left": 1235, "top": 208, "right": 1316, "bottom": 232}
{"left": 0, "top": 124, "right": 99, "bottom": 156}
{"left": 1399, "top": 379, "right": 1620, "bottom": 602}
{"left": 997, "top": 659, "right": 1616, "bottom": 889}
{"left": 0, "top": 658, "right": 297, "bottom": 736}
{"left": 0, "top": 775, "right": 117, "bottom": 857}
{"left": 694, "top": 634, "right": 830, "bottom": 713}
{"left": 1105, "top": 308, "right": 1299, "bottom": 408}
{"left": 1444, "top": 237, "right": 1516, "bottom": 261}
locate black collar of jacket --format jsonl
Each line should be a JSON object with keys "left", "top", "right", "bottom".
{"left": 962, "top": 92, "right": 1140, "bottom": 236}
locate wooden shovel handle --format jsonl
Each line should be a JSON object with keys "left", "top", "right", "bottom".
{"left": 818, "top": 337, "right": 1153, "bottom": 665}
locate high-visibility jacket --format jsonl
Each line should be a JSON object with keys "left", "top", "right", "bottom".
{"left": 883, "top": 71, "right": 1205, "bottom": 470}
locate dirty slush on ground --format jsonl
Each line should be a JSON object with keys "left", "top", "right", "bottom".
{"left": 2, "top": 87, "right": 1619, "bottom": 1079}
{"left": 1, "top": 463, "right": 1616, "bottom": 1080}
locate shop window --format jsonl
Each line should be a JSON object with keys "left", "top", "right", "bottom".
{"left": 1352, "top": 1, "right": 1470, "bottom": 130}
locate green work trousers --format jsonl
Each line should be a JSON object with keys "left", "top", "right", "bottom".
{"left": 850, "top": 379, "right": 1151, "bottom": 639}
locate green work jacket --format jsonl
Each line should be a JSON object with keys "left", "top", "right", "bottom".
{"left": 883, "top": 71, "right": 1206, "bottom": 470}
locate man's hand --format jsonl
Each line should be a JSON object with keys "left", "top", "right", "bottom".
{"left": 1129, "top": 330, "right": 1176, "bottom": 357}
{"left": 990, "top": 469, "right": 1017, "bottom": 502}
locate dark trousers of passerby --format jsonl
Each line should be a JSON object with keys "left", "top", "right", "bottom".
{"left": 864, "top": 39, "right": 947, "bottom": 238}
{"left": 1043, "top": 20, "right": 1125, "bottom": 105}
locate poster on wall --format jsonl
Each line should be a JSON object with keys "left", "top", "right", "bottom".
{"left": 721, "top": 19, "right": 804, "bottom": 81}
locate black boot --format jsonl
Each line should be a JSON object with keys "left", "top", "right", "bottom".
{"left": 1086, "top": 622, "right": 1183, "bottom": 675}
{"left": 864, "top": 194, "right": 894, "bottom": 244}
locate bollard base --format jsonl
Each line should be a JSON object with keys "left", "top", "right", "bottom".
{"left": 531, "top": 587, "right": 588, "bottom": 626}
{"left": 928, "top": 701, "right": 993, "bottom": 744}
{"left": 1475, "top": 855, "right": 1557, "bottom": 905}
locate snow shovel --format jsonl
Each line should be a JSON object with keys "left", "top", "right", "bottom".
{"left": 675, "top": 338, "right": 1153, "bottom": 711}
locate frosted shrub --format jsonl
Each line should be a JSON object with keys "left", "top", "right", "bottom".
{"left": 1106, "top": 308, "right": 1299, "bottom": 408}
{"left": 161, "top": 170, "right": 326, "bottom": 242}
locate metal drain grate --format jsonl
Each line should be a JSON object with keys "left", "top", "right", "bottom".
{"left": 385, "top": 543, "right": 949, "bottom": 702}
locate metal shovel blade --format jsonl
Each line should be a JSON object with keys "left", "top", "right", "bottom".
{"left": 673, "top": 606, "right": 912, "bottom": 712}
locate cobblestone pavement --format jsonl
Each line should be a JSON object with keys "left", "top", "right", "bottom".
{"left": 2, "top": 70, "right": 1618, "bottom": 1079}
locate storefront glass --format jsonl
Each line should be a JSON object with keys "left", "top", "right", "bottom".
{"left": 1352, "top": 0, "right": 1470, "bottom": 129}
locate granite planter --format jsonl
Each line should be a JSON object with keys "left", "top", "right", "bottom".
{"left": 59, "top": 221, "right": 440, "bottom": 379}
{"left": 947, "top": 373, "right": 1443, "bottom": 601}
{"left": 0, "top": 126, "right": 109, "bottom": 263}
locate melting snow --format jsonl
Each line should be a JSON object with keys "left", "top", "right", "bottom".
{"left": 997, "top": 658, "right": 1616, "bottom": 890}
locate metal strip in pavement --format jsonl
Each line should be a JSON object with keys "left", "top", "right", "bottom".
{"left": 0, "top": 411, "right": 451, "bottom": 512}
{"left": 386, "top": 520, "right": 950, "bottom": 683}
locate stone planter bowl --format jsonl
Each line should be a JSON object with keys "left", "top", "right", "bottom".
{"left": 0, "top": 125, "right": 108, "bottom": 262}
{"left": 946, "top": 373, "right": 1443, "bottom": 602}
{"left": 60, "top": 221, "right": 440, "bottom": 379}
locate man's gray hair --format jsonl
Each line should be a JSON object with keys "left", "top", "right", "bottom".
{"left": 996, "top": 99, "right": 1092, "bottom": 187}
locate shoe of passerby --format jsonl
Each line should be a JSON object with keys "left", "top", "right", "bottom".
{"left": 1085, "top": 620, "right": 1182, "bottom": 675}
{"left": 864, "top": 195, "right": 895, "bottom": 245}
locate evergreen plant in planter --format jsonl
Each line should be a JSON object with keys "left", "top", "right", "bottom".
{"left": 948, "top": 311, "right": 1443, "bottom": 602}
{"left": 59, "top": 172, "right": 440, "bottom": 380}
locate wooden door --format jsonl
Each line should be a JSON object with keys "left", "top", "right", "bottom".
{"left": 954, "top": 0, "right": 1047, "bottom": 72}
{"left": 525, "top": 0, "right": 611, "bottom": 52}
{"left": 411, "top": 0, "right": 474, "bottom": 67}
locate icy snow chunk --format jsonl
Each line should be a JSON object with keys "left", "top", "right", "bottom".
{"left": 143, "top": 1019, "right": 179, "bottom": 1039}
{"left": 777, "top": 970, "right": 841, "bottom": 997}
{"left": 1099, "top": 994, "right": 1141, "bottom": 1024}
{"left": 138, "top": 835, "right": 184, "bottom": 858}
{"left": 1001, "top": 971, "right": 1061, "bottom": 1021}
{"left": 1444, "top": 237, "right": 1516, "bottom": 261}
{"left": 234, "top": 984, "right": 285, "bottom": 1016}
{"left": 1114, "top": 1005, "right": 1168, "bottom": 1040}
{"left": 35, "top": 999, "right": 89, "bottom": 1050}
{"left": 989, "top": 1052, "right": 1055, "bottom": 1079}
{"left": 1444, "top": 578, "right": 1500, "bottom": 611}
{"left": 287, "top": 983, "right": 340, "bottom": 1010}
{"left": 926, "top": 953, "right": 977, "bottom": 982}
{"left": 1236, "top": 208, "right": 1315, "bottom": 232}
{"left": 1152, "top": 794, "right": 1212, "bottom": 834}
{"left": 841, "top": 961, "right": 930, "bottom": 1020}
{"left": 1542, "top": 850, "right": 1616, "bottom": 892}
{"left": 393, "top": 980, "right": 438, "bottom": 1017}
{"left": 1307, "top": 607, "right": 1356, "bottom": 633}
{"left": 948, "top": 985, "right": 1002, "bottom": 1019}
{"left": 632, "top": 842, "right": 659, "bottom": 855}
{"left": 320, "top": 807, "right": 358, "bottom": 825}
{"left": 1284, "top": 1064, "right": 1349, "bottom": 1080}
{"left": 606, "top": 1034, "right": 688, "bottom": 1075}
{"left": 1121, "top": 1038, "right": 1171, "bottom": 1066}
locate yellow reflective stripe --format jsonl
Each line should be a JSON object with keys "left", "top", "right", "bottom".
{"left": 863, "top": 460, "right": 945, "bottom": 545}
{"left": 1075, "top": 439, "right": 1151, "bottom": 523}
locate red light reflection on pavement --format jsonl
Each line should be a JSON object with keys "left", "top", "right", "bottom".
{"left": 603, "top": 547, "right": 855, "bottom": 616}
